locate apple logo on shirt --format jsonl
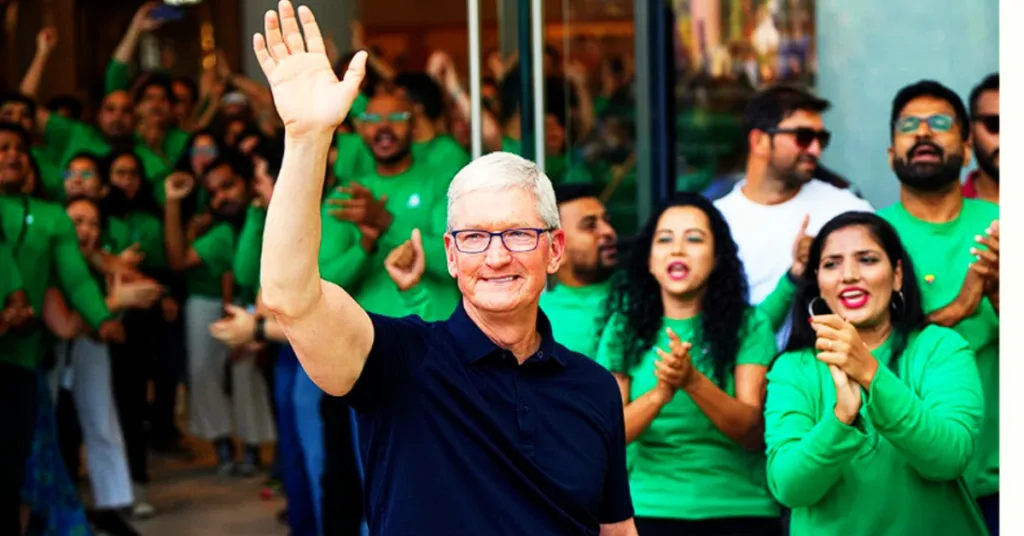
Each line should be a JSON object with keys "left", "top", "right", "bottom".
{"left": 407, "top": 193, "right": 422, "bottom": 209}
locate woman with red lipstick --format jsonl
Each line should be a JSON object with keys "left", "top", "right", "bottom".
{"left": 597, "top": 193, "right": 783, "bottom": 535}
{"left": 765, "top": 211, "right": 987, "bottom": 535}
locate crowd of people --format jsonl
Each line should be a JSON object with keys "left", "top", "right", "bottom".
{"left": 0, "top": 1, "right": 1001, "bottom": 535}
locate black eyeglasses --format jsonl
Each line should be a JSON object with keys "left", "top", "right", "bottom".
{"left": 975, "top": 114, "right": 999, "bottom": 134}
{"left": 765, "top": 127, "right": 832, "bottom": 150}
{"left": 450, "top": 227, "right": 554, "bottom": 254}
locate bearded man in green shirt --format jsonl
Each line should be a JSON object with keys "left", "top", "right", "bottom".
{"left": 877, "top": 80, "right": 1000, "bottom": 534}
{"left": 538, "top": 184, "right": 618, "bottom": 358}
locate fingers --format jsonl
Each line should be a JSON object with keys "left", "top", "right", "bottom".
{"left": 223, "top": 303, "right": 246, "bottom": 317}
{"left": 654, "top": 348, "right": 684, "bottom": 370}
{"left": 810, "top": 322, "right": 843, "bottom": 341}
{"left": 969, "top": 261, "right": 997, "bottom": 279}
{"left": 810, "top": 314, "right": 846, "bottom": 331}
{"left": 814, "top": 351, "right": 844, "bottom": 367}
{"left": 797, "top": 214, "right": 810, "bottom": 238}
{"left": 263, "top": 8, "right": 289, "bottom": 61}
{"left": 253, "top": 34, "right": 277, "bottom": 77}
{"left": 296, "top": 5, "right": 326, "bottom": 54}
{"left": 340, "top": 51, "right": 368, "bottom": 98}
{"left": 411, "top": 228, "right": 424, "bottom": 255}
{"left": 970, "top": 246, "right": 998, "bottom": 266}
{"left": 974, "top": 233, "right": 999, "bottom": 255}
{"left": 276, "top": 0, "right": 305, "bottom": 54}
{"left": 814, "top": 336, "right": 847, "bottom": 354}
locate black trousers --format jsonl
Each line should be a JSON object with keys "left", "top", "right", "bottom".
{"left": 320, "top": 395, "right": 364, "bottom": 536}
{"left": 109, "top": 308, "right": 161, "bottom": 484}
{"left": 0, "top": 362, "right": 38, "bottom": 534}
{"left": 150, "top": 311, "right": 185, "bottom": 443}
{"left": 635, "top": 516, "right": 783, "bottom": 536}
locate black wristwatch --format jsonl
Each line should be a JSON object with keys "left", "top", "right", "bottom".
{"left": 254, "top": 316, "right": 267, "bottom": 342}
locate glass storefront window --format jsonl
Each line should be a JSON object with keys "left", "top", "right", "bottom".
{"left": 671, "top": 0, "right": 817, "bottom": 200}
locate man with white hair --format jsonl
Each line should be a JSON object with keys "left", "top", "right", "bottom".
{"left": 253, "top": 3, "right": 635, "bottom": 535}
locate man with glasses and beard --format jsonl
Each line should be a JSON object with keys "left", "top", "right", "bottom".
{"left": 963, "top": 74, "right": 999, "bottom": 204}
{"left": 878, "top": 80, "right": 1000, "bottom": 535}
{"left": 715, "top": 86, "right": 872, "bottom": 338}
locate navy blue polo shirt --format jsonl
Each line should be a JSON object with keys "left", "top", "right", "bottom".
{"left": 344, "top": 302, "right": 633, "bottom": 535}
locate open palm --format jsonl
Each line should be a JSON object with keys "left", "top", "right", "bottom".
{"left": 253, "top": 1, "right": 367, "bottom": 137}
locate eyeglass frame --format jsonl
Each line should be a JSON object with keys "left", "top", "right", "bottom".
{"left": 892, "top": 114, "right": 955, "bottom": 134}
{"left": 449, "top": 227, "right": 557, "bottom": 254}
{"left": 763, "top": 127, "right": 832, "bottom": 150}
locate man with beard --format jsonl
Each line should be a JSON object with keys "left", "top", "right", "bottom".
{"left": 715, "top": 86, "right": 872, "bottom": 316}
{"left": 964, "top": 74, "right": 999, "bottom": 204}
{"left": 877, "top": 80, "right": 1000, "bottom": 535}
{"left": 163, "top": 149, "right": 276, "bottom": 475}
{"left": 539, "top": 184, "right": 618, "bottom": 358}
{"left": 0, "top": 123, "right": 123, "bottom": 533}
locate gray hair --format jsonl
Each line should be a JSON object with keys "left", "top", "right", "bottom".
{"left": 446, "top": 152, "right": 561, "bottom": 231}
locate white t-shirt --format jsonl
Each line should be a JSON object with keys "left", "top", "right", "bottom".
{"left": 715, "top": 179, "right": 875, "bottom": 305}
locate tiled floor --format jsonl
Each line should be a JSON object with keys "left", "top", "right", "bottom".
{"left": 128, "top": 438, "right": 288, "bottom": 536}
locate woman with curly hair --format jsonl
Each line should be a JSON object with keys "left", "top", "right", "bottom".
{"left": 597, "top": 193, "right": 791, "bottom": 535}
{"left": 765, "top": 212, "right": 987, "bottom": 535}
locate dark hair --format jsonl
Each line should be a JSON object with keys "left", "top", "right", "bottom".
{"left": 202, "top": 147, "right": 254, "bottom": 182}
{"left": 133, "top": 74, "right": 177, "bottom": 106}
{"left": 497, "top": 73, "right": 574, "bottom": 128}
{"left": 175, "top": 129, "right": 222, "bottom": 173}
{"left": 64, "top": 194, "right": 108, "bottom": 234}
{"left": 554, "top": 183, "right": 599, "bottom": 206}
{"left": 0, "top": 122, "right": 32, "bottom": 152}
{"left": 66, "top": 152, "right": 105, "bottom": 177}
{"left": 251, "top": 135, "right": 285, "bottom": 178}
{"left": 46, "top": 95, "right": 84, "bottom": 119}
{"left": 783, "top": 212, "right": 925, "bottom": 371}
{"left": 394, "top": 72, "right": 445, "bottom": 121}
{"left": 890, "top": 80, "right": 969, "bottom": 141}
{"left": 171, "top": 76, "right": 199, "bottom": 104}
{"left": 968, "top": 73, "right": 999, "bottom": 117}
{"left": 102, "top": 149, "right": 162, "bottom": 218}
{"left": 742, "top": 85, "right": 830, "bottom": 146}
{"left": 603, "top": 192, "right": 750, "bottom": 386}
{"left": 0, "top": 92, "right": 36, "bottom": 116}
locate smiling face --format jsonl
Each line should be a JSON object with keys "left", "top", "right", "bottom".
{"left": 816, "top": 224, "right": 902, "bottom": 328}
{"left": 648, "top": 205, "right": 716, "bottom": 299}
{"left": 0, "top": 130, "right": 28, "bottom": 192}
{"left": 446, "top": 188, "right": 564, "bottom": 315}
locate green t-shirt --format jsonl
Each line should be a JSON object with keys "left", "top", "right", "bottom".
{"left": 501, "top": 137, "right": 595, "bottom": 186}
{"left": 0, "top": 194, "right": 110, "bottom": 368}
{"left": 44, "top": 114, "right": 172, "bottom": 185}
{"left": 411, "top": 134, "right": 470, "bottom": 185}
{"left": 596, "top": 309, "right": 779, "bottom": 520}
{"left": 333, "top": 133, "right": 376, "bottom": 184}
{"left": 232, "top": 205, "right": 267, "bottom": 304}
{"left": 0, "top": 242, "right": 23, "bottom": 302}
{"left": 31, "top": 146, "right": 64, "bottom": 201}
{"left": 880, "top": 198, "right": 1000, "bottom": 497}
{"left": 321, "top": 163, "right": 459, "bottom": 318}
{"left": 765, "top": 325, "right": 987, "bottom": 535}
{"left": 187, "top": 222, "right": 237, "bottom": 298}
{"left": 538, "top": 280, "right": 610, "bottom": 359}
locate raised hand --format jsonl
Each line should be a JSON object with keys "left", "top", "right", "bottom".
{"left": 385, "top": 229, "right": 426, "bottom": 291}
{"left": 653, "top": 327, "right": 697, "bottom": 395}
{"left": 118, "top": 243, "right": 145, "bottom": 267}
{"left": 36, "top": 28, "right": 58, "bottom": 54}
{"left": 829, "top": 364, "right": 862, "bottom": 425}
{"left": 133, "top": 2, "right": 166, "bottom": 33}
{"left": 811, "top": 314, "right": 879, "bottom": 388}
{"left": 164, "top": 172, "right": 195, "bottom": 202}
{"left": 789, "top": 214, "right": 812, "bottom": 279}
{"left": 253, "top": 1, "right": 367, "bottom": 138}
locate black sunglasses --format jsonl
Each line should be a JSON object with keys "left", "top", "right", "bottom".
{"left": 975, "top": 114, "right": 999, "bottom": 134}
{"left": 765, "top": 127, "right": 832, "bottom": 150}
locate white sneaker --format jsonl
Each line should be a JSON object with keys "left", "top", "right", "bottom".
{"left": 131, "top": 484, "right": 156, "bottom": 519}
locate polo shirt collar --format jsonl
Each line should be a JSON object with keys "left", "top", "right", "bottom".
{"left": 446, "top": 301, "right": 565, "bottom": 367}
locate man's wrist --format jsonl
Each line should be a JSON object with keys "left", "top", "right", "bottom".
{"left": 253, "top": 316, "right": 266, "bottom": 342}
